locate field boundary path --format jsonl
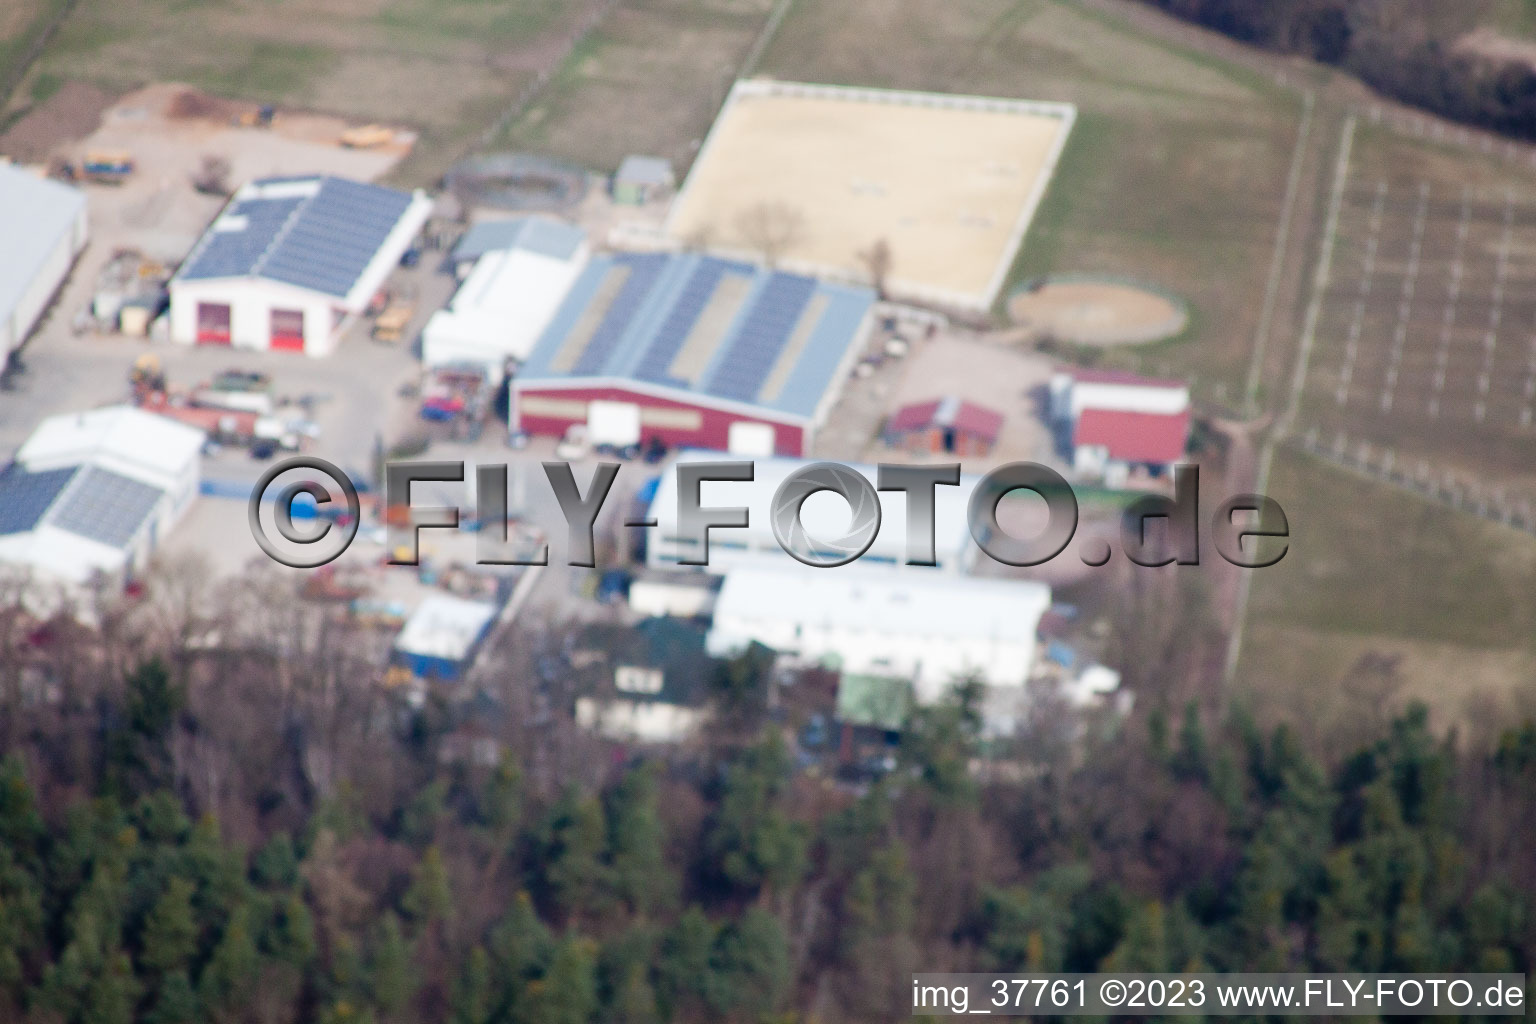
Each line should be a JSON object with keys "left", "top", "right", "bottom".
{"left": 1224, "top": 112, "right": 1357, "bottom": 685}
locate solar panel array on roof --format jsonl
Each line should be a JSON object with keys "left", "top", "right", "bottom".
{"left": 0, "top": 465, "right": 78, "bottom": 535}
{"left": 178, "top": 196, "right": 304, "bottom": 282}
{"left": 572, "top": 253, "right": 667, "bottom": 375}
{"left": 178, "top": 176, "right": 416, "bottom": 299}
{"left": 633, "top": 258, "right": 732, "bottom": 387}
{"left": 708, "top": 274, "right": 816, "bottom": 402}
{"left": 260, "top": 178, "right": 413, "bottom": 297}
{"left": 518, "top": 251, "right": 875, "bottom": 418}
{"left": 49, "top": 466, "right": 163, "bottom": 549}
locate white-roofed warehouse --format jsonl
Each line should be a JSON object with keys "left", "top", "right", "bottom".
{"left": 421, "top": 217, "right": 589, "bottom": 383}
{"left": 646, "top": 453, "right": 982, "bottom": 575}
{"left": 169, "top": 175, "right": 432, "bottom": 356}
{"left": 0, "top": 163, "right": 88, "bottom": 367}
{"left": 706, "top": 567, "right": 1051, "bottom": 703}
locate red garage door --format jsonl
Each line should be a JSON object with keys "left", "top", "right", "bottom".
{"left": 196, "top": 302, "right": 231, "bottom": 345}
{"left": 270, "top": 308, "right": 305, "bottom": 352}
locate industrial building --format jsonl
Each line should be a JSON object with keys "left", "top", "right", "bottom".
{"left": 645, "top": 454, "right": 982, "bottom": 575}
{"left": 0, "top": 163, "right": 88, "bottom": 367}
{"left": 421, "top": 218, "right": 589, "bottom": 382}
{"left": 706, "top": 567, "right": 1051, "bottom": 704}
{"left": 169, "top": 175, "right": 432, "bottom": 356}
{"left": 1049, "top": 368, "right": 1190, "bottom": 485}
{"left": 512, "top": 252, "right": 875, "bottom": 456}
{"left": 0, "top": 406, "right": 203, "bottom": 588}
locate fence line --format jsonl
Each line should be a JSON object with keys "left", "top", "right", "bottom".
{"left": 1293, "top": 427, "right": 1536, "bottom": 537}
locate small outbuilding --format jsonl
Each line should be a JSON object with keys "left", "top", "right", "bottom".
{"left": 885, "top": 396, "right": 1003, "bottom": 456}
{"left": 393, "top": 594, "right": 497, "bottom": 682}
{"left": 612, "top": 155, "right": 675, "bottom": 205}
{"left": 0, "top": 162, "right": 88, "bottom": 366}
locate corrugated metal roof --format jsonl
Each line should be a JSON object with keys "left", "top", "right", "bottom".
{"left": 519, "top": 251, "right": 873, "bottom": 417}
{"left": 177, "top": 176, "right": 415, "bottom": 298}
{"left": 453, "top": 217, "right": 586, "bottom": 263}
{"left": 1073, "top": 407, "right": 1189, "bottom": 463}
{"left": 0, "top": 164, "right": 84, "bottom": 337}
{"left": 888, "top": 397, "right": 1004, "bottom": 441}
{"left": 615, "top": 155, "right": 674, "bottom": 186}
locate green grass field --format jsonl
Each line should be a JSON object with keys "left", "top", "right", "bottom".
{"left": 1237, "top": 447, "right": 1536, "bottom": 741}
{"left": 500, "top": 0, "right": 777, "bottom": 171}
{"left": 5, "top": 0, "right": 592, "bottom": 182}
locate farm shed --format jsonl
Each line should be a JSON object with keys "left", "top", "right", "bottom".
{"left": 885, "top": 396, "right": 1003, "bottom": 456}
{"left": 0, "top": 406, "right": 203, "bottom": 588}
{"left": 169, "top": 175, "right": 432, "bottom": 356}
{"left": 0, "top": 163, "right": 88, "bottom": 366}
{"left": 1049, "top": 369, "right": 1190, "bottom": 483}
{"left": 512, "top": 251, "right": 874, "bottom": 455}
{"left": 422, "top": 218, "right": 589, "bottom": 382}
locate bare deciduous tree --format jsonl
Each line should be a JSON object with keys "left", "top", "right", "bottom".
{"left": 856, "top": 237, "right": 894, "bottom": 299}
{"left": 734, "top": 201, "right": 805, "bottom": 267}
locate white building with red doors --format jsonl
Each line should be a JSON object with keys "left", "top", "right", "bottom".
{"left": 168, "top": 175, "right": 432, "bottom": 356}
{"left": 1048, "top": 368, "right": 1190, "bottom": 486}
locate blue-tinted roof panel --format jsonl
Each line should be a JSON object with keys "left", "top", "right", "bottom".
{"left": 707, "top": 273, "right": 815, "bottom": 402}
{"left": 518, "top": 252, "right": 873, "bottom": 418}
{"left": 177, "top": 176, "right": 417, "bottom": 299}
{"left": 0, "top": 465, "right": 78, "bottom": 535}
{"left": 49, "top": 466, "right": 163, "bottom": 549}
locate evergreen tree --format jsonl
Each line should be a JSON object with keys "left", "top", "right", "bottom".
{"left": 369, "top": 912, "right": 418, "bottom": 1017}
{"left": 606, "top": 764, "right": 674, "bottom": 917}
{"left": 402, "top": 846, "right": 452, "bottom": 928}
{"left": 541, "top": 789, "right": 610, "bottom": 920}
{"left": 527, "top": 936, "right": 597, "bottom": 1024}
{"left": 140, "top": 876, "right": 198, "bottom": 976}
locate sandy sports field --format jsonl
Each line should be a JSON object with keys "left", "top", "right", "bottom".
{"left": 665, "top": 80, "right": 1074, "bottom": 311}
{"left": 1009, "top": 278, "right": 1188, "bottom": 345}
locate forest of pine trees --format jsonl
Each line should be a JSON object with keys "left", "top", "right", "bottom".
{"left": 0, "top": 646, "right": 1531, "bottom": 1023}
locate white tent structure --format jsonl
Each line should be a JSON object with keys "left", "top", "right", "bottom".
{"left": 421, "top": 218, "right": 588, "bottom": 383}
{"left": 706, "top": 566, "right": 1050, "bottom": 703}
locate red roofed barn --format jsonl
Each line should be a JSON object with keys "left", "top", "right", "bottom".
{"left": 1048, "top": 368, "right": 1190, "bottom": 486}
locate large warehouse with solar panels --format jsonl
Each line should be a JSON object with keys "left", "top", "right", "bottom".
{"left": 0, "top": 406, "right": 204, "bottom": 590}
{"left": 511, "top": 251, "right": 875, "bottom": 456}
{"left": 169, "top": 175, "right": 432, "bottom": 356}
